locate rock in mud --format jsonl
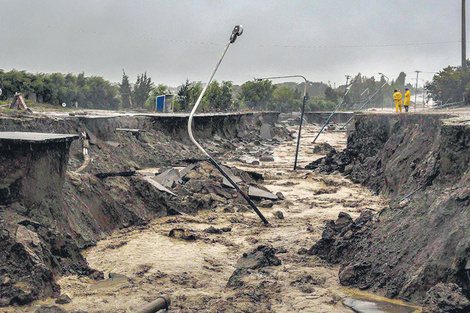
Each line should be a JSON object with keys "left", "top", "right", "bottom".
{"left": 273, "top": 210, "right": 284, "bottom": 219}
{"left": 309, "top": 211, "right": 374, "bottom": 263}
{"left": 259, "top": 155, "right": 275, "bottom": 162}
{"left": 259, "top": 200, "right": 274, "bottom": 208}
{"left": 313, "top": 142, "right": 334, "bottom": 154}
{"left": 423, "top": 283, "right": 470, "bottom": 313}
{"left": 227, "top": 245, "right": 281, "bottom": 288}
{"left": 35, "top": 305, "right": 67, "bottom": 313}
{"left": 169, "top": 228, "right": 197, "bottom": 241}
{"left": 275, "top": 191, "right": 285, "bottom": 200}
{"left": 55, "top": 294, "right": 72, "bottom": 304}
{"left": 204, "top": 226, "right": 223, "bottom": 234}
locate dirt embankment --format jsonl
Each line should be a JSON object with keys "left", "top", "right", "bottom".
{"left": 308, "top": 113, "right": 470, "bottom": 304}
{"left": 0, "top": 111, "right": 288, "bottom": 307}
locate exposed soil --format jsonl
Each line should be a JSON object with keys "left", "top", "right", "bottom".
{"left": 0, "top": 121, "right": 394, "bottom": 313}
{"left": 307, "top": 112, "right": 470, "bottom": 306}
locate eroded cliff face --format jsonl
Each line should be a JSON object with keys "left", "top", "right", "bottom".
{"left": 0, "top": 112, "right": 287, "bottom": 306}
{"left": 309, "top": 113, "right": 470, "bottom": 303}
{"left": 0, "top": 135, "right": 100, "bottom": 307}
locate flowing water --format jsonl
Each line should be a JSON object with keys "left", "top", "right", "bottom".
{"left": 10, "top": 123, "right": 421, "bottom": 312}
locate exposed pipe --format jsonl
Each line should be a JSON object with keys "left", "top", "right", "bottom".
{"left": 254, "top": 75, "right": 308, "bottom": 170}
{"left": 135, "top": 294, "right": 170, "bottom": 313}
{"left": 187, "top": 25, "right": 269, "bottom": 225}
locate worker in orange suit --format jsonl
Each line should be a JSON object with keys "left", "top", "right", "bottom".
{"left": 393, "top": 89, "right": 403, "bottom": 113}
{"left": 404, "top": 88, "right": 411, "bottom": 112}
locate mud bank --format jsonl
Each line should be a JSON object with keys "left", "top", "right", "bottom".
{"left": 0, "top": 111, "right": 286, "bottom": 306}
{"left": 308, "top": 113, "right": 470, "bottom": 305}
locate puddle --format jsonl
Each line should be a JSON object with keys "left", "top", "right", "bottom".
{"left": 90, "top": 273, "right": 129, "bottom": 291}
{"left": 342, "top": 289, "right": 421, "bottom": 313}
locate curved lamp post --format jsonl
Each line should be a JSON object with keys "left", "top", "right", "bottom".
{"left": 188, "top": 25, "right": 269, "bottom": 225}
{"left": 254, "top": 75, "right": 308, "bottom": 170}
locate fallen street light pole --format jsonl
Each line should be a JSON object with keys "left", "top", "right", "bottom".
{"left": 254, "top": 75, "right": 308, "bottom": 171}
{"left": 135, "top": 294, "right": 170, "bottom": 313}
{"left": 187, "top": 25, "right": 269, "bottom": 225}
{"left": 311, "top": 78, "right": 353, "bottom": 144}
{"left": 340, "top": 78, "right": 389, "bottom": 130}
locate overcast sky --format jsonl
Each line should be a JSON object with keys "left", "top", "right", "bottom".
{"left": 0, "top": 0, "right": 466, "bottom": 88}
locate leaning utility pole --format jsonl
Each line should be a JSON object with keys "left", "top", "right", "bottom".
{"left": 414, "top": 71, "right": 421, "bottom": 111}
{"left": 463, "top": 0, "right": 467, "bottom": 72}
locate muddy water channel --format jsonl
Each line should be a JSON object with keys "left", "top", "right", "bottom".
{"left": 11, "top": 124, "right": 419, "bottom": 312}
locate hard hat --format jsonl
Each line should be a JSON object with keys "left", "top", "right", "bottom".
{"left": 405, "top": 88, "right": 409, "bottom": 91}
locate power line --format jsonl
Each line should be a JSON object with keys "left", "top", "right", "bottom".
{"left": 39, "top": 24, "right": 460, "bottom": 50}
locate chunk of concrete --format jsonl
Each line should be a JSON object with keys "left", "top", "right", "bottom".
{"left": 259, "top": 155, "right": 275, "bottom": 162}
{"left": 141, "top": 176, "right": 176, "bottom": 196}
{"left": 155, "top": 168, "right": 182, "bottom": 188}
{"left": 221, "top": 166, "right": 242, "bottom": 188}
{"left": 248, "top": 186, "right": 278, "bottom": 200}
{"left": 179, "top": 164, "right": 196, "bottom": 179}
{"left": 260, "top": 124, "right": 272, "bottom": 140}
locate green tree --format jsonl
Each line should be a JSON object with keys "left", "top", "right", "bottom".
{"left": 324, "top": 86, "right": 338, "bottom": 103}
{"left": 273, "top": 87, "right": 295, "bottom": 112}
{"left": 425, "top": 61, "right": 470, "bottom": 105}
{"left": 203, "top": 80, "right": 233, "bottom": 111}
{"left": 133, "top": 72, "right": 152, "bottom": 108}
{"left": 237, "top": 80, "right": 275, "bottom": 110}
{"left": 176, "top": 79, "right": 192, "bottom": 111}
{"left": 119, "top": 70, "right": 132, "bottom": 109}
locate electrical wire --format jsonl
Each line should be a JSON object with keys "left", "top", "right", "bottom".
{"left": 39, "top": 25, "right": 460, "bottom": 50}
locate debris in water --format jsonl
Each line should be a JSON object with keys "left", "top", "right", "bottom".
{"left": 169, "top": 228, "right": 197, "bottom": 241}
{"left": 248, "top": 186, "right": 278, "bottom": 200}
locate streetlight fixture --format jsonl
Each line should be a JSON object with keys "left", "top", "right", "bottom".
{"left": 254, "top": 75, "right": 308, "bottom": 171}
{"left": 188, "top": 25, "right": 269, "bottom": 226}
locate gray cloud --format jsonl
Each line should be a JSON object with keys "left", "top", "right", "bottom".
{"left": 0, "top": 0, "right": 464, "bottom": 87}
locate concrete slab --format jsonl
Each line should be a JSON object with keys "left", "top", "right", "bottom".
{"left": 221, "top": 166, "right": 242, "bottom": 188}
{"left": 248, "top": 186, "right": 278, "bottom": 200}
{"left": 260, "top": 124, "right": 272, "bottom": 140}
{"left": 141, "top": 176, "right": 176, "bottom": 196}
{"left": 179, "top": 164, "right": 196, "bottom": 179}
{"left": 0, "top": 132, "right": 78, "bottom": 144}
{"left": 155, "top": 168, "right": 182, "bottom": 188}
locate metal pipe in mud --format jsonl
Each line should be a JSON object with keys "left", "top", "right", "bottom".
{"left": 254, "top": 75, "right": 308, "bottom": 171}
{"left": 135, "top": 294, "right": 170, "bottom": 313}
{"left": 187, "top": 25, "right": 269, "bottom": 225}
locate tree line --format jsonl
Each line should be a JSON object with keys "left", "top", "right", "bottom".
{"left": 425, "top": 60, "right": 470, "bottom": 106}
{"left": 0, "top": 69, "right": 120, "bottom": 109}
{"left": 1, "top": 66, "right": 466, "bottom": 111}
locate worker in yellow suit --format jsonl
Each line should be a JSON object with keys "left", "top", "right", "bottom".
{"left": 403, "top": 88, "right": 411, "bottom": 112}
{"left": 393, "top": 89, "right": 403, "bottom": 113}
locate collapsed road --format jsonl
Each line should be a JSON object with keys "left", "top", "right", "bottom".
{"left": 0, "top": 108, "right": 468, "bottom": 312}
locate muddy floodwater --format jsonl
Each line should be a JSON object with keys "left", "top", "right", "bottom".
{"left": 8, "top": 123, "right": 420, "bottom": 312}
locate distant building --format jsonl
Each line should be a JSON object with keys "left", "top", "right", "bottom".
{"left": 156, "top": 95, "right": 174, "bottom": 113}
